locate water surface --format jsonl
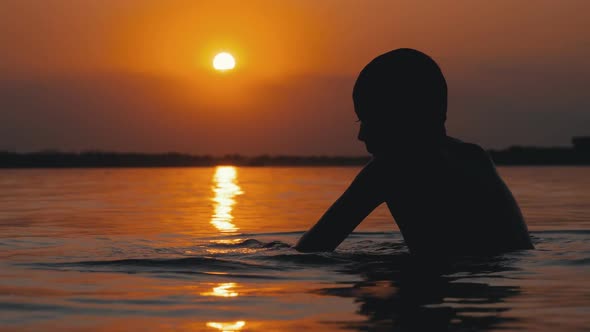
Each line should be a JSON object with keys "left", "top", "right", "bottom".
{"left": 0, "top": 166, "right": 588, "bottom": 331}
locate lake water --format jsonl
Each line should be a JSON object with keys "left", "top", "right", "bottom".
{"left": 0, "top": 166, "right": 588, "bottom": 331}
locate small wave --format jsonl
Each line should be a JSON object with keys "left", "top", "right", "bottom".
{"left": 24, "top": 233, "right": 581, "bottom": 283}
{"left": 564, "top": 257, "right": 590, "bottom": 266}
{"left": 233, "top": 230, "right": 401, "bottom": 238}
{"left": 256, "top": 253, "right": 350, "bottom": 265}
{"left": 262, "top": 240, "right": 292, "bottom": 249}
{"left": 28, "top": 256, "right": 285, "bottom": 278}
{"left": 72, "top": 256, "right": 274, "bottom": 269}
{"left": 208, "top": 238, "right": 291, "bottom": 249}
{"left": 235, "top": 231, "right": 304, "bottom": 237}
{"left": 530, "top": 229, "right": 590, "bottom": 235}
{"left": 207, "top": 238, "right": 265, "bottom": 248}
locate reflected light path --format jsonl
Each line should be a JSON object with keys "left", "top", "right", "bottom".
{"left": 206, "top": 321, "right": 246, "bottom": 331}
{"left": 201, "top": 282, "right": 239, "bottom": 297}
{"left": 210, "top": 166, "right": 243, "bottom": 233}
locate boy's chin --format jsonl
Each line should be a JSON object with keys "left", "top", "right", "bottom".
{"left": 364, "top": 144, "right": 375, "bottom": 155}
{"left": 365, "top": 144, "right": 383, "bottom": 156}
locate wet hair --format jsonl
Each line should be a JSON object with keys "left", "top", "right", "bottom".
{"left": 353, "top": 48, "right": 447, "bottom": 138}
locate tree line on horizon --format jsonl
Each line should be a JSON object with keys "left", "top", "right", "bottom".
{"left": 1, "top": 143, "right": 589, "bottom": 167}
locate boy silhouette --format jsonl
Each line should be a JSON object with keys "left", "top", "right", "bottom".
{"left": 295, "top": 48, "right": 533, "bottom": 256}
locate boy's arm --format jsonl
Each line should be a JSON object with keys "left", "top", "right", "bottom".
{"left": 295, "top": 160, "right": 385, "bottom": 252}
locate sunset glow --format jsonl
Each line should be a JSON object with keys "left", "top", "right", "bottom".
{"left": 1, "top": 2, "right": 588, "bottom": 153}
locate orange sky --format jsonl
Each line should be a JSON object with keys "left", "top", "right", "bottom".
{"left": 1, "top": 0, "right": 589, "bottom": 154}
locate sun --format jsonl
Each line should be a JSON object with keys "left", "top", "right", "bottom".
{"left": 213, "top": 52, "right": 236, "bottom": 71}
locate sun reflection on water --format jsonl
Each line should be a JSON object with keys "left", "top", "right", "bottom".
{"left": 207, "top": 320, "right": 246, "bottom": 332}
{"left": 201, "top": 282, "right": 239, "bottom": 297}
{"left": 206, "top": 321, "right": 246, "bottom": 331}
{"left": 211, "top": 166, "right": 243, "bottom": 233}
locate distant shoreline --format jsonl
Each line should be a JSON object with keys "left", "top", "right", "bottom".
{"left": 1, "top": 146, "right": 589, "bottom": 168}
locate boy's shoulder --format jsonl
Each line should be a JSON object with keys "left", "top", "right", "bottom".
{"left": 443, "top": 137, "right": 495, "bottom": 170}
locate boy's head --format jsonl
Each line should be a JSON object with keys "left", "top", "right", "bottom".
{"left": 353, "top": 48, "right": 447, "bottom": 155}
